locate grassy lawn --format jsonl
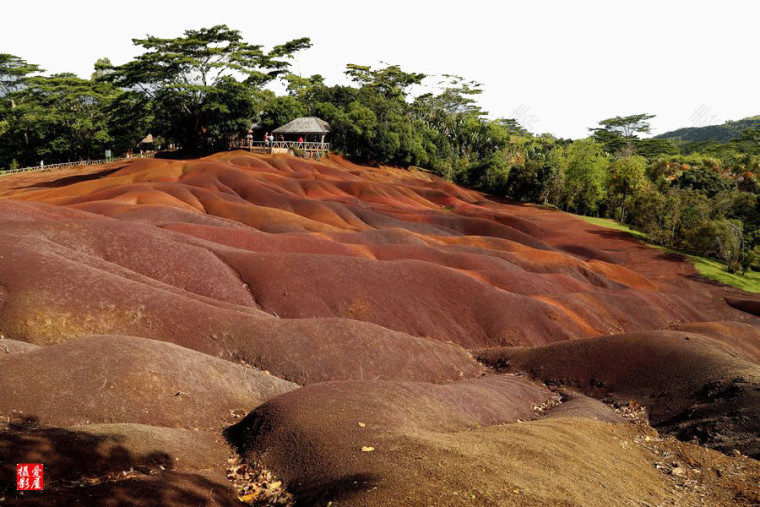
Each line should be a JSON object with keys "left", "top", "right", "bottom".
{"left": 576, "top": 216, "right": 648, "bottom": 241}
{"left": 576, "top": 215, "right": 760, "bottom": 294}
{"left": 685, "top": 255, "right": 760, "bottom": 293}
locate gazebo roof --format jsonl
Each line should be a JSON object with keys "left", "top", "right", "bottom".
{"left": 272, "top": 116, "right": 330, "bottom": 135}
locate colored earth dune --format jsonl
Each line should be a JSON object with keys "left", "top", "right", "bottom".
{"left": 1, "top": 151, "right": 759, "bottom": 505}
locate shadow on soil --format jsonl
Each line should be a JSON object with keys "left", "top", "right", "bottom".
{"left": 586, "top": 228, "right": 645, "bottom": 243}
{"left": 292, "top": 474, "right": 381, "bottom": 506}
{"left": 0, "top": 416, "right": 236, "bottom": 506}
{"left": 19, "top": 167, "right": 124, "bottom": 189}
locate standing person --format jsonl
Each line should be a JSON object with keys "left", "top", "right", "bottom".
{"left": 298, "top": 136, "right": 303, "bottom": 146}
{"left": 264, "top": 132, "right": 270, "bottom": 146}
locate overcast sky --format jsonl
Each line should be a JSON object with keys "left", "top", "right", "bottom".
{"left": 2, "top": 0, "right": 757, "bottom": 139}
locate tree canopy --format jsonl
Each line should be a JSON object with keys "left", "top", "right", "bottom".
{"left": 100, "top": 25, "right": 311, "bottom": 152}
{"left": 590, "top": 113, "right": 656, "bottom": 155}
{"left": 0, "top": 53, "right": 43, "bottom": 98}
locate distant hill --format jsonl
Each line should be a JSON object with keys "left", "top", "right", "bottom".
{"left": 654, "top": 116, "right": 760, "bottom": 143}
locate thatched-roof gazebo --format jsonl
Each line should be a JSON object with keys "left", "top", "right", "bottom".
{"left": 139, "top": 133, "right": 155, "bottom": 152}
{"left": 238, "top": 116, "right": 331, "bottom": 156}
{"left": 273, "top": 116, "right": 330, "bottom": 145}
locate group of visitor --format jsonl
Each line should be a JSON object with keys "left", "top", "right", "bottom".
{"left": 264, "top": 133, "right": 303, "bottom": 146}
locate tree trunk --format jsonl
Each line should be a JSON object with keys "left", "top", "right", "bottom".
{"left": 620, "top": 188, "right": 628, "bottom": 224}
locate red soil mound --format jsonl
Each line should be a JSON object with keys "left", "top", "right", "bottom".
{"left": 3, "top": 152, "right": 742, "bottom": 349}
{"left": 0, "top": 202, "right": 482, "bottom": 384}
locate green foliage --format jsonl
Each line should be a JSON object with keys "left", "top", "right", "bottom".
{"left": 577, "top": 215, "right": 760, "bottom": 293}
{"left": 344, "top": 64, "right": 425, "bottom": 99}
{"left": 1, "top": 73, "right": 120, "bottom": 165}
{"left": 635, "top": 138, "right": 681, "bottom": 158}
{"left": 291, "top": 63, "right": 495, "bottom": 178}
{"left": 103, "top": 25, "right": 311, "bottom": 152}
{"left": 560, "top": 138, "right": 609, "bottom": 214}
{"left": 593, "top": 113, "right": 655, "bottom": 138}
{"left": 106, "top": 91, "right": 153, "bottom": 154}
{"left": 0, "top": 53, "right": 43, "bottom": 97}
{"left": 672, "top": 166, "right": 734, "bottom": 197}
{"left": 607, "top": 155, "right": 647, "bottom": 222}
{"left": 590, "top": 113, "right": 655, "bottom": 155}
{"left": 685, "top": 218, "right": 743, "bottom": 271}
{"left": 260, "top": 95, "right": 307, "bottom": 133}
{"left": 732, "top": 127, "right": 760, "bottom": 155}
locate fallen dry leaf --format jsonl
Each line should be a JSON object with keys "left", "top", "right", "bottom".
{"left": 238, "top": 493, "right": 257, "bottom": 504}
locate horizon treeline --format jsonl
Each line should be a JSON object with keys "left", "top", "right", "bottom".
{"left": 1, "top": 25, "right": 760, "bottom": 272}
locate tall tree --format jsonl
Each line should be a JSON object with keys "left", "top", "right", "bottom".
{"left": 344, "top": 64, "right": 425, "bottom": 100}
{"left": 102, "top": 25, "right": 311, "bottom": 152}
{"left": 0, "top": 54, "right": 43, "bottom": 103}
{"left": 607, "top": 155, "right": 647, "bottom": 223}
{"left": 590, "top": 113, "right": 655, "bottom": 155}
{"left": 561, "top": 138, "right": 610, "bottom": 214}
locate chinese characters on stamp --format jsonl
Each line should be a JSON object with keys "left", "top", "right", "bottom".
{"left": 17, "top": 463, "right": 44, "bottom": 491}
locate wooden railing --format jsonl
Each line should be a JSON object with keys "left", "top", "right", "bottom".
{"left": 237, "top": 141, "right": 331, "bottom": 152}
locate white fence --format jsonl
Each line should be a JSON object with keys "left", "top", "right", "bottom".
{"left": 0, "top": 157, "right": 133, "bottom": 177}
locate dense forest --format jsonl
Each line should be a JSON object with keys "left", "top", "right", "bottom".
{"left": 2, "top": 26, "right": 760, "bottom": 273}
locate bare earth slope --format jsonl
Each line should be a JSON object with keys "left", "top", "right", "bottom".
{"left": 1, "top": 152, "right": 760, "bottom": 505}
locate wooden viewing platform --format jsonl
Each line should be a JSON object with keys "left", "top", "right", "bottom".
{"left": 235, "top": 140, "right": 331, "bottom": 155}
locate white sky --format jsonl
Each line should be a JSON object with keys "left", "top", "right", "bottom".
{"left": 2, "top": 0, "right": 757, "bottom": 139}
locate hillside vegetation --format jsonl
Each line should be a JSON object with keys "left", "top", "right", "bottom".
{"left": 654, "top": 116, "right": 760, "bottom": 143}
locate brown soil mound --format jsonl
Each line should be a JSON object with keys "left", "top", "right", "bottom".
{"left": 476, "top": 328, "right": 760, "bottom": 457}
{"left": 225, "top": 376, "right": 760, "bottom": 506}
{"left": 675, "top": 320, "right": 760, "bottom": 362}
{"left": 0, "top": 335, "right": 297, "bottom": 429}
{"left": 542, "top": 391, "right": 625, "bottom": 423}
